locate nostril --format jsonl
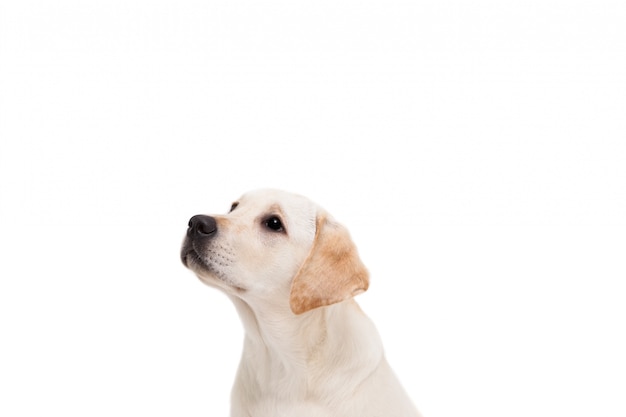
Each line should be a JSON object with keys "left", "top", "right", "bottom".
{"left": 188, "top": 215, "right": 217, "bottom": 238}
{"left": 197, "top": 220, "right": 216, "bottom": 236}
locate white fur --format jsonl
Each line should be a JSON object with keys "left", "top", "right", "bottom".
{"left": 182, "top": 189, "right": 421, "bottom": 417}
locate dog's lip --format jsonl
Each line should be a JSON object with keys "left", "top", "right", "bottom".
{"left": 181, "top": 246, "right": 217, "bottom": 277}
{"left": 181, "top": 246, "right": 246, "bottom": 293}
{"left": 181, "top": 246, "right": 199, "bottom": 268}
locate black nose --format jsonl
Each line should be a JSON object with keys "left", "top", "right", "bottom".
{"left": 187, "top": 215, "right": 217, "bottom": 238}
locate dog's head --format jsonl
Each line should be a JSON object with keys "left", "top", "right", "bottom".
{"left": 180, "top": 189, "right": 369, "bottom": 314}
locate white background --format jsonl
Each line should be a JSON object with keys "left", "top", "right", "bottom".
{"left": 1, "top": 1, "right": 625, "bottom": 416}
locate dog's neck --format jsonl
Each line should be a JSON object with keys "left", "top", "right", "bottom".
{"left": 228, "top": 295, "right": 384, "bottom": 381}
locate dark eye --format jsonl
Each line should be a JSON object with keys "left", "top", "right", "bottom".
{"left": 229, "top": 202, "right": 239, "bottom": 213}
{"left": 264, "top": 216, "right": 284, "bottom": 232}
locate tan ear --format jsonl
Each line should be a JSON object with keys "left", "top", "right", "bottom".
{"left": 289, "top": 215, "right": 369, "bottom": 315}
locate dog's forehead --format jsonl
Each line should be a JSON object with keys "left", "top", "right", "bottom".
{"left": 236, "top": 189, "right": 319, "bottom": 220}
{"left": 237, "top": 189, "right": 310, "bottom": 210}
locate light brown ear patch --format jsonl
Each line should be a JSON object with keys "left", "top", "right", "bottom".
{"left": 289, "top": 215, "right": 369, "bottom": 315}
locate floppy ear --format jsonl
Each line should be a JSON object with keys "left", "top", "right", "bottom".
{"left": 289, "top": 215, "right": 369, "bottom": 315}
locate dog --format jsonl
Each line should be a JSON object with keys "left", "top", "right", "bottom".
{"left": 181, "top": 189, "right": 421, "bottom": 417}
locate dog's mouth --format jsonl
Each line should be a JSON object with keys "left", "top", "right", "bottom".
{"left": 180, "top": 242, "right": 245, "bottom": 293}
{"left": 180, "top": 239, "right": 209, "bottom": 271}
{"left": 180, "top": 247, "right": 200, "bottom": 269}
{"left": 181, "top": 247, "right": 216, "bottom": 278}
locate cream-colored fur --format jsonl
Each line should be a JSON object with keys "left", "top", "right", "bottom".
{"left": 181, "top": 189, "right": 421, "bottom": 417}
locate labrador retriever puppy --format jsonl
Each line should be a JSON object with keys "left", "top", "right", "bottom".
{"left": 181, "top": 189, "right": 421, "bottom": 417}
